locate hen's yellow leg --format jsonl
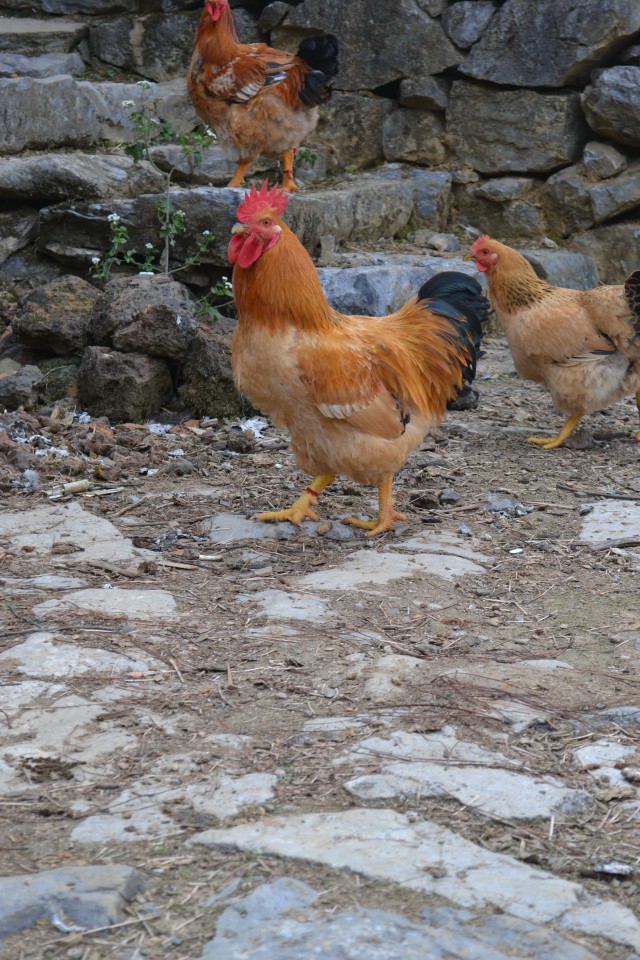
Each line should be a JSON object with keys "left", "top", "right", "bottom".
{"left": 343, "top": 476, "right": 406, "bottom": 537}
{"left": 528, "top": 413, "right": 583, "bottom": 449}
{"left": 227, "top": 158, "right": 254, "bottom": 189}
{"left": 281, "top": 149, "right": 298, "bottom": 193}
{"left": 257, "top": 473, "right": 335, "bottom": 526}
{"left": 635, "top": 389, "right": 640, "bottom": 441}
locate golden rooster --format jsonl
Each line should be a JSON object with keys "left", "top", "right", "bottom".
{"left": 465, "top": 235, "right": 640, "bottom": 449}
{"left": 188, "top": 0, "right": 338, "bottom": 192}
{"left": 228, "top": 183, "right": 489, "bottom": 536}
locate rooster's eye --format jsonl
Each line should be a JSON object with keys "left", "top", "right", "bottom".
{"left": 262, "top": 218, "right": 270, "bottom": 226}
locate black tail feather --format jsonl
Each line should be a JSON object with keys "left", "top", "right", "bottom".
{"left": 417, "top": 271, "right": 491, "bottom": 392}
{"left": 297, "top": 33, "right": 339, "bottom": 106}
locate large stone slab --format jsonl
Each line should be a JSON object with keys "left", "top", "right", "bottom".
{"left": 342, "top": 728, "right": 593, "bottom": 820}
{"left": 297, "top": 534, "right": 488, "bottom": 591}
{"left": 0, "top": 16, "right": 86, "bottom": 55}
{"left": 582, "top": 66, "right": 640, "bottom": 148}
{"left": 0, "top": 631, "right": 163, "bottom": 677}
{"left": 202, "top": 877, "right": 601, "bottom": 960}
{"left": 447, "top": 83, "right": 588, "bottom": 174}
{"left": 0, "top": 864, "right": 144, "bottom": 942}
{"left": 0, "top": 50, "right": 84, "bottom": 77}
{"left": 0, "top": 152, "right": 165, "bottom": 203}
{"left": 189, "top": 808, "right": 640, "bottom": 950}
{"left": 571, "top": 222, "right": 640, "bottom": 284}
{"left": 579, "top": 500, "right": 640, "bottom": 544}
{"left": 34, "top": 588, "right": 177, "bottom": 622}
{"left": 0, "top": 76, "right": 195, "bottom": 155}
{"left": 0, "top": 501, "right": 152, "bottom": 564}
{"left": 275, "top": 0, "right": 460, "bottom": 91}
{"left": 460, "top": 0, "right": 640, "bottom": 87}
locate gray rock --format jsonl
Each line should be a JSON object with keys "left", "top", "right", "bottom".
{"left": 0, "top": 51, "right": 84, "bottom": 77}
{"left": 542, "top": 166, "right": 595, "bottom": 238}
{"left": 258, "top": 1, "right": 290, "bottom": 32}
{"left": 455, "top": 179, "right": 545, "bottom": 240}
{"left": 77, "top": 346, "right": 173, "bottom": 421}
{"left": 582, "top": 66, "right": 640, "bottom": 147}
{"left": 620, "top": 42, "right": 640, "bottom": 66}
{"left": 441, "top": 1, "right": 496, "bottom": 49}
{"left": 0, "top": 864, "right": 144, "bottom": 942}
{"left": 590, "top": 162, "right": 640, "bottom": 224}
{"left": 582, "top": 141, "right": 627, "bottom": 181}
{"left": 461, "top": 0, "right": 640, "bottom": 86}
{"left": 0, "top": 16, "right": 87, "bottom": 56}
{"left": 0, "top": 152, "right": 166, "bottom": 203}
{"left": 399, "top": 77, "right": 450, "bottom": 111}
{"left": 91, "top": 274, "right": 197, "bottom": 359}
{"left": 37, "top": 177, "right": 416, "bottom": 271}
{"left": 0, "top": 247, "right": 65, "bottom": 287}
{"left": 571, "top": 222, "right": 640, "bottom": 284}
{"left": 0, "top": 364, "right": 43, "bottom": 410}
{"left": 276, "top": 0, "right": 460, "bottom": 90}
{"left": 0, "top": 76, "right": 196, "bottom": 156}
{"left": 382, "top": 109, "right": 447, "bottom": 166}
{"left": 314, "top": 93, "right": 394, "bottom": 172}
{"left": 37, "top": 359, "right": 79, "bottom": 404}
{"left": 0, "top": 206, "right": 38, "bottom": 265}
{"left": 202, "top": 877, "right": 602, "bottom": 960}
{"left": 12, "top": 275, "right": 99, "bottom": 355}
{"left": 520, "top": 249, "right": 599, "bottom": 290}
{"left": 89, "top": 11, "right": 201, "bottom": 82}
{"left": 179, "top": 319, "right": 246, "bottom": 420}
{"left": 447, "top": 83, "right": 588, "bottom": 174}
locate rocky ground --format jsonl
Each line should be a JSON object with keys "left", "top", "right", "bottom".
{"left": 1, "top": 338, "right": 640, "bottom": 959}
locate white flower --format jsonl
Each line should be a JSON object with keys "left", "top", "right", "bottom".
{"left": 202, "top": 229, "right": 210, "bottom": 236}
{"left": 121, "top": 99, "right": 135, "bottom": 108}
{"left": 107, "top": 213, "right": 120, "bottom": 223}
{"left": 91, "top": 256, "right": 101, "bottom": 264}
{"left": 145, "top": 242, "right": 154, "bottom": 249}
{"left": 137, "top": 80, "right": 152, "bottom": 90}
{"left": 205, "top": 126, "right": 214, "bottom": 136}
{"left": 149, "top": 117, "right": 160, "bottom": 126}
{"left": 138, "top": 271, "right": 155, "bottom": 276}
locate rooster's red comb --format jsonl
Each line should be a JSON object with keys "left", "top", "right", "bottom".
{"left": 236, "top": 181, "right": 289, "bottom": 223}
{"left": 470, "top": 234, "right": 491, "bottom": 250}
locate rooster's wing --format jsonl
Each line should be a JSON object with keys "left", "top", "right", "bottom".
{"left": 198, "top": 46, "right": 304, "bottom": 104}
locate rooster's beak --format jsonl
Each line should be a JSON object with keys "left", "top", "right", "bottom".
{"left": 231, "top": 223, "right": 246, "bottom": 235}
{"left": 462, "top": 253, "right": 476, "bottom": 262}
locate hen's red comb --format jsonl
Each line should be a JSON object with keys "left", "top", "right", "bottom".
{"left": 470, "top": 234, "right": 491, "bottom": 250}
{"left": 236, "top": 181, "right": 289, "bottom": 223}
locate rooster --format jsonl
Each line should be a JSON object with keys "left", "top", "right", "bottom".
{"left": 229, "top": 183, "right": 489, "bottom": 536}
{"left": 465, "top": 236, "right": 640, "bottom": 449}
{"left": 188, "top": 0, "right": 338, "bottom": 192}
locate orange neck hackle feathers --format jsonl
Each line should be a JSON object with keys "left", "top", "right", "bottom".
{"left": 195, "top": 0, "right": 237, "bottom": 59}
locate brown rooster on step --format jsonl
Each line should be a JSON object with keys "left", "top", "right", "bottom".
{"left": 229, "top": 183, "right": 488, "bottom": 536}
{"left": 465, "top": 235, "right": 640, "bottom": 449}
{"left": 188, "top": 0, "right": 338, "bottom": 192}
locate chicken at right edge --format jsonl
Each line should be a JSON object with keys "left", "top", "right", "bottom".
{"left": 465, "top": 236, "right": 640, "bottom": 449}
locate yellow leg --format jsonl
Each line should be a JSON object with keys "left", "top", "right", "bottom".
{"left": 227, "top": 158, "right": 254, "bottom": 189}
{"left": 635, "top": 389, "right": 640, "bottom": 441}
{"left": 281, "top": 149, "right": 298, "bottom": 193}
{"left": 528, "top": 413, "right": 583, "bottom": 450}
{"left": 343, "top": 476, "right": 407, "bottom": 537}
{"left": 257, "top": 473, "right": 335, "bottom": 526}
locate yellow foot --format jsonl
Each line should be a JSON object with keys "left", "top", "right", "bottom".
{"left": 282, "top": 179, "right": 299, "bottom": 193}
{"left": 257, "top": 504, "right": 319, "bottom": 526}
{"left": 343, "top": 509, "right": 407, "bottom": 537}
{"left": 527, "top": 435, "right": 566, "bottom": 449}
{"left": 636, "top": 431, "right": 640, "bottom": 442}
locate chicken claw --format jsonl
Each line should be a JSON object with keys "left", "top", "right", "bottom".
{"left": 342, "top": 476, "right": 406, "bottom": 537}
{"left": 256, "top": 472, "right": 335, "bottom": 527}
{"left": 527, "top": 413, "right": 583, "bottom": 450}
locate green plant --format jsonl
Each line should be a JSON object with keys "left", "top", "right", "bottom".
{"left": 297, "top": 147, "right": 318, "bottom": 167}
{"left": 91, "top": 84, "right": 222, "bottom": 283}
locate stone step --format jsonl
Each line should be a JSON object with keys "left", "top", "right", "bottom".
{"left": 34, "top": 167, "right": 451, "bottom": 271}
{"left": 0, "top": 75, "right": 195, "bottom": 155}
{"left": 0, "top": 16, "right": 86, "bottom": 55}
{"left": 0, "top": 50, "right": 85, "bottom": 77}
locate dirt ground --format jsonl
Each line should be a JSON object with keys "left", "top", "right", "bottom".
{"left": 1, "top": 336, "right": 639, "bottom": 959}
